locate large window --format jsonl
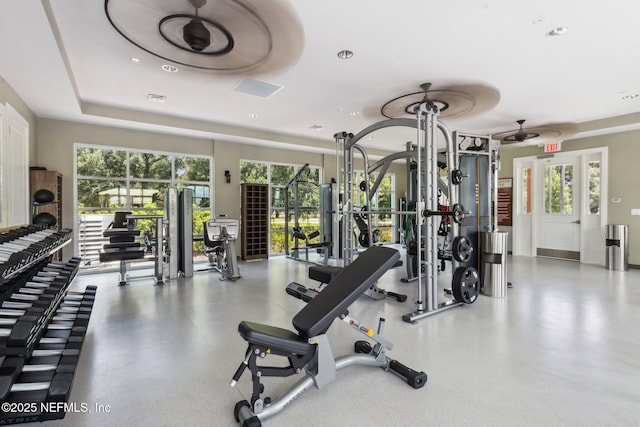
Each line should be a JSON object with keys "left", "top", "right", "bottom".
{"left": 240, "top": 161, "right": 321, "bottom": 254}
{"left": 75, "top": 144, "right": 213, "bottom": 267}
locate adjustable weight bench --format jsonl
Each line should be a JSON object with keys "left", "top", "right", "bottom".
{"left": 230, "top": 246, "right": 427, "bottom": 427}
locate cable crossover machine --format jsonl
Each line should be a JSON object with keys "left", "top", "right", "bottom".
{"left": 334, "top": 97, "right": 500, "bottom": 323}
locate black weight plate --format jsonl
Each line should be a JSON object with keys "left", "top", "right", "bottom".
{"left": 452, "top": 235, "right": 473, "bottom": 262}
{"left": 451, "top": 203, "right": 464, "bottom": 224}
{"left": 360, "top": 205, "right": 368, "bottom": 219}
{"left": 451, "top": 169, "right": 464, "bottom": 185}
{"left": 452, "top": 266, "right": 479, "bottom": 304}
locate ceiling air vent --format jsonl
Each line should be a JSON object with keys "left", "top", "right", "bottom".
{"left": 233, "top": 78, "right": 283, "bottom": 98}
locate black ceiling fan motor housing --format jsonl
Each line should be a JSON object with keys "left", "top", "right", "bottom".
{"left": 183, "top": 19, "right": 210, "bottom": 51}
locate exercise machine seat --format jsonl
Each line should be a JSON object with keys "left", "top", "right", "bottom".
{"left": 238, "top": 321, "right": 311, "bottom": 356}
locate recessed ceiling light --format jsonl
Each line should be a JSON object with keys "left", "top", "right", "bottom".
{"left": 546, "top": 27, "right": 568, "bottom": 37}
{"left": 147, "top": 93, "right": 167, "bottom": 103}
{"left": 337, "top": 50, "right": 354, "bottom": 59}
{"left": 249, "top": 113, "right": 258, "bottom": 118}
{"left": 161, "top": 64, "right": 179, "bottom": 73}
{"left": 622, "top": 94, "right": 639, "bottom": 100}
{"left": 309, "top": 125, "right": 324, "bottom": 131}
{"left": 131, "top": 57, "right": 140, "bottom": 63}
{"left": 349, "top": 111, "right": 360, "bottom": 116}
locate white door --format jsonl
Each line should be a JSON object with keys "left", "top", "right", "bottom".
{"left": 535, "top": 155, "right": 581, "bottom": 260}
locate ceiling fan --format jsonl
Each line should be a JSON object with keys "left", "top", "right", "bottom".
{"left": 367, "top": 81, "right": 500, "bottom": 121}
{"left": 493, "top": 120, "right": 578, "bottom": 144}
{"left": 104, "top": 0, "right": 303, "bottom": 73}
{"left": 499, "top": 119, "right": 539, "bottom": 142}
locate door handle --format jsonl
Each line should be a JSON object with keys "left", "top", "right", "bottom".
{"left": 571, "top": 220, "right": 581, "bottom": 225}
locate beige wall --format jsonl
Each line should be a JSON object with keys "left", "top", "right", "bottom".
{"left": 499, "top": 129, "right": 640, "bottom": 266}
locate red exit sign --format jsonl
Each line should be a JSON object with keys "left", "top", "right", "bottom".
{"left": 544, "top": 142, "right": 561, "bottom": 153}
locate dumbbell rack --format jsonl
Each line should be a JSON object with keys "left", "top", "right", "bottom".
{"left": 0, "top": 225, "right": 96, "bottom": 424}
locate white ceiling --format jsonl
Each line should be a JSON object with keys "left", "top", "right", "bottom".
{"left": 1, "top": 0, "right": 640, "bottom": 154}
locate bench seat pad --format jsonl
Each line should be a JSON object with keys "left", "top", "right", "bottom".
{"left": 238, "top": 321, "right": 312, "bottom": 356}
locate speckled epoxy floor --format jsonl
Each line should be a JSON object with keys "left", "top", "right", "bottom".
{"left": 29, "top": 252, "right": 640, "bottom": 427}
